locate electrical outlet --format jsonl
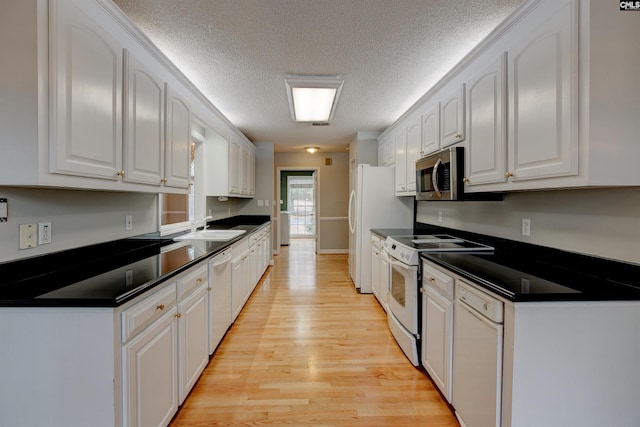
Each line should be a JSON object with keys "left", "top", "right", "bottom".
{"left": 38, "top": 222, "right": 52, "bottom": 245}
{"left": 257, "top": 200, "right": 264, "bottom": 207}
{"left": 522, "top": 218, "right": 531, "bottom": 236}
{"left": 125, "top": 215, "right": 133, "bottom": 231}
{"left": 438, "top": 211, "right": 443, "bottom": 222}
{"left": 264, "top": 200, "right": 269, "bottom": 207}
{"left": 19, "top": 223, "right": 37, "bottom": 249}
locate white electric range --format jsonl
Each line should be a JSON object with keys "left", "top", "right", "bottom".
{"left": 382, "top": 234, "right": 493, "bottom": 366}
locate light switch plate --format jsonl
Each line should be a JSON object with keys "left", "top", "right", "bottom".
{"left": 0, "top": 198, "right": 7, "bottom": 222}
{"left": 19, "top": 223, "right": 37, "bottom": 249}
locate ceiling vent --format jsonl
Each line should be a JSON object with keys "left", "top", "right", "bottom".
{"left": 312, "top": 122, "right": 330, "bottom": 126}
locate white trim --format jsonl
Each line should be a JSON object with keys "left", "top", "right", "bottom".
{"left": 319, "top": 216, "right": 348, "bottom": 221}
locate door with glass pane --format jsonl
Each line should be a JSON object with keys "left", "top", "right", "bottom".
{"left": 288, "top": 176, "right": 316, "bottom": 238}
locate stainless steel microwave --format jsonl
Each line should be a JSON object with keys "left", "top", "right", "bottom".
{"left": 415, "top": 146, "right": 464, "bottom": 201}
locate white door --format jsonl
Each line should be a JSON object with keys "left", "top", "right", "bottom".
{"left": 507, "top": 0, "right": 578, "bottom": 181}
{"left": 122, "top": 309, "right": 178, "bottom": 427}
{"left": 164, "top": 84, "right": 191, "bottom": 188}
{"left": 466, "top": 53, "right": 507, "bottom": 186}
{"left": 50, "top": 0, "right": 123, "bottom": 180}
{"left": 422, "top": 287, "right": 453, "bottom": 403}
{"left": 421, "top": 101, "right": 440, "bottom": 157}
{"left": 178, "top": 285, "right": 209, "bottom": 404}
{"left": 406, "top": 117, "right": 421, "bottom": 192}
{"left": 123, "top": 50, "right": 164, "bottom": 186}
{"left": 288, "top": 175, "right": 316, "bottom": 239}
{"left": 440, "top": 84, "right": 465, "bottom": 147}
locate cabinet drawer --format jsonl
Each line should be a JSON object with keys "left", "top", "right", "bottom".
{"left": 177, "top": 263, "right": 208, "bottom": 300}
{"left": 422, "top": 261, "right": 454, "bottom": 300}
{"left": 122, "top": 284, "right": 177, "bottom": 343}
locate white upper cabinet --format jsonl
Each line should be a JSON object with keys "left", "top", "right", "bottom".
{"left": 200, "top": 131, "right": 255, "bottom": 199}
{"left": 380, "top": 0, "right": 640, "bottom": 193}
{"left": 465, "top": 53, "right": 507, "bottom": 187}
{"left": 379, "top": 136, "right": 396, "bottom": 166}
{"left": 420, "top": 101, "right": 440, "bottom": 157}
{"left": 123, "top": 50, "right": 164, "bottom": 186}
{"left": 405, "top": 117, "right": 421, "bottom": 193}
{"left": 394, "top": 128, "right": 408, "bottom": 193}
{"left": 164, "top": 84, "right": 191, "bottom": 189}
{"left": 0, "top": 0, "right": 249, "bottom": 194}
{"left": 50, "top": 0, "right": 123, "bottom": 181}
{"left": 228, "top": 138, "right": 255, "bottom": 197}
{"left": 506, "top": 0, "right": 578, "bottom": 182}
{"left": 440, "top": 84, "right": 465, "bottom": 148}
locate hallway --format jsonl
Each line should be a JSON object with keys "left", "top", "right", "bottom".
{"left": 169, "top": 239, "right": 459, "bottom": 426}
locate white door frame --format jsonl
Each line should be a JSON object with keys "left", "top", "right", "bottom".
{"left": 276, "top": 167, "right": 320, "bottom": 254}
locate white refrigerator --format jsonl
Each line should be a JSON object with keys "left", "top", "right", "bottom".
{"left": 348, "top": 164, "right": 413, "bottom": 293}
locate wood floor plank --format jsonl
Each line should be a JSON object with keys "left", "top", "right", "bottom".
{"left": 169, "top": 239, "right": 459, "bottom": 427}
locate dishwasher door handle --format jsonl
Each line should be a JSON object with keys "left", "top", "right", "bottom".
{"left": 457, "top": 298, "right": 503, "bottom": 330}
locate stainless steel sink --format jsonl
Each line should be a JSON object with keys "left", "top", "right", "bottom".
{"left": 173, "top": 229, "right": 246, "bottom": 242}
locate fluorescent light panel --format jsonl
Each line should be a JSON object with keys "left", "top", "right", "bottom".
{"left": 285, "top": 75, "right": 343, "bottom": 123}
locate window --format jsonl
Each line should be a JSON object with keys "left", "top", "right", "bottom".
{"left": 288, "top": 176, "right": 315, "bottom": 237}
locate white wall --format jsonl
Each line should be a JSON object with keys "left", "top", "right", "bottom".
{"left": 416, "top": 187, "right": 640, "bottom": 265}
{"left": 0, "top": 187, "right": 158, "bottom": 262}
{"left": 274, "top": 151, "right": 350, "bottom": 253}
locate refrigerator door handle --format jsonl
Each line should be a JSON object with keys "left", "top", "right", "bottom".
{"left": 348, "top": 189, "right": 357, "bottom": 234}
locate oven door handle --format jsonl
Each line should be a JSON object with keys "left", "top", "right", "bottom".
{"left": 386, "top": 254, "right": 418, "bottom": 271}
{"left": 432, "top": 158, "right": 443, "bottom": 199}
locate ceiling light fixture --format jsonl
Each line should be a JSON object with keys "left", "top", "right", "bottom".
{"left": 305, "top": 147, "right": 319, "bottom": 154}
{"left": 285, "top": 74, "right": 343, "bottom": 123}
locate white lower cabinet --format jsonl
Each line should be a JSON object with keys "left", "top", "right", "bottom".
{"left": 420, "top": 260, "right": 454, "bottom": 403}
{"left": 0, "top": 224, "right": 272, "bottom": 427}
{"left": 230, "top": 226, "right": 272, "bottom": 322}
{"left": 123, "top": 305, "right": 179, "bottom": 427}
{"left": 176, "top": 266, "right": 209, "bottom": 404}
{"left": 122, "top": 261, "right": 209, "bottom": 426}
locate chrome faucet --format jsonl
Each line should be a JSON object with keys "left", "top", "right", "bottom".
{"left": 191, "top": 216, "right": 213, "bottom": 233}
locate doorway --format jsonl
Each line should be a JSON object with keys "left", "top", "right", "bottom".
{"left": 277, "top": 168, "right": 320, "bottom": 254}
{"left": 288, "top": 175, "right": 315, "bottom": 237}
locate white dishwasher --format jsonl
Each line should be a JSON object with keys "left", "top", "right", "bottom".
{"left": 452, "top": 279, "right": 504, "bottom": 427}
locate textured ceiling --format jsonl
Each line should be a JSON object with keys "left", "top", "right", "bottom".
{"left": 112, "top": 0, "right": 523, "bottom": 152}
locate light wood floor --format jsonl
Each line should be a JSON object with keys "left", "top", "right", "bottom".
{"left": 169, "top": 239, "right": 459, "bottom": 426}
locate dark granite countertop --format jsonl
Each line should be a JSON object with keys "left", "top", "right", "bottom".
{"left": 0, "top": 216, "right": 270, "bottom": 308}
{"left": 372, "top": 225, "right": 640, "bottom": 302}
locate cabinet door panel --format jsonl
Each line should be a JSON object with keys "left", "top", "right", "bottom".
{"left": 421, "top": 103, "right": 440, "bottom": 156}
{"left": 394, "top": 130, "right": 407, "bottom": 193}
{"left": 229, "top": 141, "right": 241, "bottom": 194}
{"left": 466, "top": 53, "right": 507, "bottom": 186}
{"left": 508, "top": 0, "right": 578, "bottom": 181}
{"left": 406, "top": 118, "right": 421, "bottom": 192}
{"left": 124, "top": 50, "right": 164, "bottom": 185}
{"left": 164, "top": 84, "right": 191, "bottom": 188}
{"left": 440, "top": 84, "right": 465, "bottom": 147}
{"left": 123, "top": 309, "right": 178, "bottom": 427}
{"left": 50, "top": 0, "right": 122, "bottom": 179}
{"left": 178, "top": 286, "right": 209, "bottom": 404}
{"left": 422, "top": 288, "right": 453, "bottom": 402}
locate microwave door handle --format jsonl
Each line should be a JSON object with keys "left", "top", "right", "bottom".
{"left": 432, "top": 158, "right": 443, "bottom": 198}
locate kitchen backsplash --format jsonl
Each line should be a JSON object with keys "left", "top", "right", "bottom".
{"left": 416, "top": 186, "right": 640, "bottom": 265}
